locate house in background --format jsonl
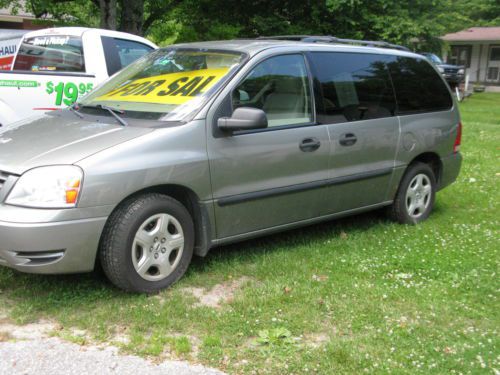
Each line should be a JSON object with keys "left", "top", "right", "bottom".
{"left": 442, "top": 27, "right": 500, "bottom": 88}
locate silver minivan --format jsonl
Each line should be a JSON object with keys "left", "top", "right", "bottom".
{"left": 0, "top": 37, "right": 462, "bottom": 292}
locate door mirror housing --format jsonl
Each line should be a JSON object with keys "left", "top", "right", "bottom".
{"left": 218, "top": 107, "right": 268, "bottom": 131}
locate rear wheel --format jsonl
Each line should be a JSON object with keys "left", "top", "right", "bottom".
{"left": 388, "top": 162, "right": 436, "bottom": 224}
{"left": 99, "top": 193, "right": 194, "bottom": 293}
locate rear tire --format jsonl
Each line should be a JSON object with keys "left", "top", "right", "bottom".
{"left": 388, "top": 162, "right": 436, "bottom": 224}
{"left": 99, "top": 193, "right": 194, "bottom": 293}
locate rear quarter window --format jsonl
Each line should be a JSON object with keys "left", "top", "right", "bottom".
{"left": 388, "top": 56, "right": 453, "bottom": 114}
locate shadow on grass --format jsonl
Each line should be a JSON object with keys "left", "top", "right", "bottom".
{"left": 0, "top": 207, "right": 417, "bottom": 318}
{"left": 189, "top": 208, "right": 390, "bottom": 272}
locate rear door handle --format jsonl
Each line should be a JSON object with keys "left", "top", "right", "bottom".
{"left": 339, "top": 133, "right": 357, "bottom": 146}
{"left": 299, "top": 137, "right": 321, "bottom": 152}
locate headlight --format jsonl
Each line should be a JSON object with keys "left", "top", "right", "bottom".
{"left": 438, "top": 66, "right": 445, "bottom": 73}
{"left": 458, "top": 68, "right": 465, "bottom": 75}
{"left": 6, "top": 166, "right": 83, "bottom": 208}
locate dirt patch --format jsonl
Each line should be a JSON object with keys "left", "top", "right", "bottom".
{"left": 182, "top": 276, "right": 253, "bottom": 308}
{"left": 0, "top": 320, "right": 58, "bottom": 341}
{"left": 0, "top": 331, "right": 12, "bottom": 342}
{"left": 303, "top": 332, "right": 330, "bottom": 348}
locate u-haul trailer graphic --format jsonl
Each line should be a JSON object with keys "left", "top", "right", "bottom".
{"left": 0, "top": 30, "right": 27, "bottom": 70}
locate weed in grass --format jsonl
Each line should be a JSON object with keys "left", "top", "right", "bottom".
{"left": 255, "top": 327, "right": 294, "bottom": 346}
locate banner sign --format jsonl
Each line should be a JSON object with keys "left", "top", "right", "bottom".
{"left": 97, "top": 68, "right": 229, "bottom": 105}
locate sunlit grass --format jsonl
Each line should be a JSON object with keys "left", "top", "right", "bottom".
{"left": 0, "top": 93, "right": 498, "bottom": 374}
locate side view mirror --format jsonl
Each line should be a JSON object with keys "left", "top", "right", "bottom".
{"left": 218, "top": 107, "right": 268, "bottom": 131}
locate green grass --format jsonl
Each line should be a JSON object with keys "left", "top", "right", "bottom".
{"left": 1, "top": 93, "right": 499, "bottom": 374}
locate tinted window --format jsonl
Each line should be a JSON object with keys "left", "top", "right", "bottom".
{"left": 388, "top": 56, "right": 453, "bottom": 114}
{"left": 14, "top": 35, "right": 85, "bottom": 72}
{"left": 309, "top": 52, "right": 396, "bottom": 124}
{"left": 233, "top": 54, "right": 313, "bottom": 127}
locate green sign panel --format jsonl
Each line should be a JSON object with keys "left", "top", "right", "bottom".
{"left": 0, "top": 79, "right": 40, "bottom": 88}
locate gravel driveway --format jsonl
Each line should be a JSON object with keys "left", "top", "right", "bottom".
{"left": 0, "top": 321, "right": 226, "bottom": 375}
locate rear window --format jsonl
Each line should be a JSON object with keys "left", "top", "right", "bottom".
{"left": 13, "top": 35, "right": 85, "bottom": 72}
{"left": 388, "top": 56, "right": 453, "bottom": 114}
{"left": 309, "top": 52, "right": 396, "bottom": 124}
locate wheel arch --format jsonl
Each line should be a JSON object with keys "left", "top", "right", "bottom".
{"left": 389, "top": 152, "right": 443, "bottom": 202}
{"left": 409, "top": 152, "right": 443, "bottom": 186}
{"left": 100, "top": 184, "right": 213, "bottom": 260}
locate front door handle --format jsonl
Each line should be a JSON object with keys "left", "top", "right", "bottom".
{"left": 339, "top": 133, "right": 357, "bottom": 146}
{"left": 299, "top": 137, "right": 321, "bottom": 152}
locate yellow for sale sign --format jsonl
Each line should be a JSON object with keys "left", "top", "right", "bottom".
{"left": 97, "top": 68, "right": 229, "bottom": 105}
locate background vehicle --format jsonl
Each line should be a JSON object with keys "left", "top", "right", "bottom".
{"left": 0, "top": 29, "right": 27, "bottom": 70}
{"left": 0, "top": 37, "right": 462, "bottom": 293}
{"left": 421, "top": 52, "right": 464, "bottom": 88}
{"left": 0, "top": 27, "right": 157, "bottom": 127}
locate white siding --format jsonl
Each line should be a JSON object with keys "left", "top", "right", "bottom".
{"left": 443, "top": 41, "right": 500, "bottom": 84}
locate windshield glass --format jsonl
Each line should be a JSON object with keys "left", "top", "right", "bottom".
{"left": 14, "top": 35, "right": 85, "bottom": 72}
{"left": 80, "top": 48, "right": 246, "bottom": 121}
{"left": 424, "top": 53, "right": 443, "bottom": 65}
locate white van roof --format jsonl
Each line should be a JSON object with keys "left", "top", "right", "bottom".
{"left": 21, "top": 27, "right": 157, "bottom": 49}
{"left": 0, "top": 29, "right": 28, "bottom": 42}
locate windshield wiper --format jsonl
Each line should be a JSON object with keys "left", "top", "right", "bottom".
{"left": 97, "top": 104, "right": 128, "bottom": 126}
{"left": 82, "top": 104, "right": 128, "bottom": 126}
{"left": 69, "top": 103, "right": 84, "bottom": 119}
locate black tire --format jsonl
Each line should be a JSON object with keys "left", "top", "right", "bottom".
{"left": 99, "top": 193, "right": 194, "bottom": 293}
{"left": 388, "top": 162, "right": 436, "bottom": 224}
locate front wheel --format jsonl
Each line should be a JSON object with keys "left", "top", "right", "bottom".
{"left": 388, "top": 162, "right": 436, "bottom": 224}
{"left": 99, "top": 193, "right": 194, "bottom": 293}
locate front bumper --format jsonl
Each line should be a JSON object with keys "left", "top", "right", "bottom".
{"left": 443, "top": 74, "right": 464, "bottom": 84}
{"left": 0, "top": 216, "right": 107, "bottom": 274}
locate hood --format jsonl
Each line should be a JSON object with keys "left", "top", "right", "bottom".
{"left": 437, "top": 63, "right": 464, "bottom": 70}
{"left": 0, "top": 113, "right": 153, "bottom": 174}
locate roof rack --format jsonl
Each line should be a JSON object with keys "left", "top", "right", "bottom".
{"left": 256, "top": 35, "right": 410, "bottom": 52}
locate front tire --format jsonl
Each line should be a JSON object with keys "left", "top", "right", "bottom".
{"left": 99, "top": 193, "right": 194, "bottom": 293}
{"left": 388, "top": 162, "right": 436, "bottom": 224}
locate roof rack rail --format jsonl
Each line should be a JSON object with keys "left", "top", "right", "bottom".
{"left": 257, "top": 35, "right": 410, "bottom": 52}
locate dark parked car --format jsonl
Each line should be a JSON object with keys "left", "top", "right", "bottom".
{"left": 421, "top": 53, "right": 464, "bottom": 87}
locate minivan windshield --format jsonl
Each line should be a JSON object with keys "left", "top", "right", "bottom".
{"left": 80, "top": 48, "right": 246, "bottom": 121}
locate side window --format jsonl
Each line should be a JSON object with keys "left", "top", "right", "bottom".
{"left": 101, "top": 36, "right": 153, "bottom": 76}
{"left": 114, "top": 39, "right": 153, "bottom": 67}
{"left": 309, "top": 52, "right": 396, "bottom": 124}
{"left": 233, "top": 54, "right": 313, "bottom": 127}
{"left": 388, "top": 57, "right": 453, "bottom": 114}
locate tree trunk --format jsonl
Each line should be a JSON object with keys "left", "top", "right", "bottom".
{"left": 99, "top": 0, "right": 117, "bottom": 30}
{"left": 119, "top": 0, "right": 145, "bottom": 35}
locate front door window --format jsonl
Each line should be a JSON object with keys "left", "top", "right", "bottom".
{"left": 233, "top": 54, "right": 313, "bottom": 127}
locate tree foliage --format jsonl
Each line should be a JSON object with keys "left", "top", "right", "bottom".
{"left": 2, "top": 0, "right": 499, "bottom": 52}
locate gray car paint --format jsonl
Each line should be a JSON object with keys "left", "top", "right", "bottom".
{"left": 0, "top": 40, "right": 462, "bottom": 274}
{"left": 0, "top": 113, "right": 152, "bottom": 175}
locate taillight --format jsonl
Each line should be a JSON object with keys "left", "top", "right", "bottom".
{"left": 454, "top": 122, "right": 462, "bottom": 153}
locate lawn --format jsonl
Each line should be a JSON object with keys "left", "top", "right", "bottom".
{"left": 0, "top": 93, "right": 498, "bottom": 374}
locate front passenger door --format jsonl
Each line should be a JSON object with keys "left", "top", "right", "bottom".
{"left": 207, "top": 54, "right": 331, "bottom": 239}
